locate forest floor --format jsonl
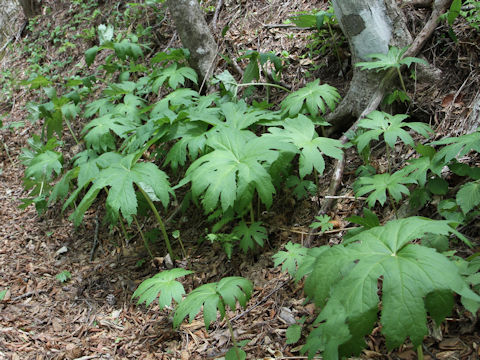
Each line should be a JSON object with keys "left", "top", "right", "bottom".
{"left": 0, "top": 0, "right": 479, "bottom": 359}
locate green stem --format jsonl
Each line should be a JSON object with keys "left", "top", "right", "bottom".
{"left": 417, "top": 344, "right": 424, "bottom": 360}
{"left": 2, "top": 141, "right": 13, "bottom": 163}
{"left": 249, "top": 203, "right": 255, "bottom": 224}
{"left": 225, "top": 309, "right": 241, "bottom": 360}
{"left": 386, "top": 144, "right": 392, "bottom": 174}
{"left": 314, "top": 168, "right": 319, "bottom": 194}
{"left": 236, "top": 82, "right": 290, "bottom": 93}
{"left": 133, "top": 215, "right": 153, "bottom": 259}
{"left": 327, "top": 22, "right": 343, "bottom": 76}
{"left": 389, "top": 196, "right": 398, "bottom": 219}
{"left": 118, "top": 218, "right": 130, "bottom": 246}
{"left": 64, "top": 117, "right": 80, "bottom": 145}
{"left": 396, "top": 67, "right": 407, "bottom": 93}
{"left": 177, "top": 234, "right": 187, "bottom": 259}
{"left": 138, "top": 186, "right": 174, "bottom": 260}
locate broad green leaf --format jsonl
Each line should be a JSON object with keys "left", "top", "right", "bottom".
{"left": 356, "top": 111, "right": 431, "bottom": 152}
{"left": 281, "top": 80, "right": 340, "bottom": 117}
{"left": 310, "top": 214, "right": 333, "bottom": 234}
{"left": 173, "top": 277, "right": 252, "bottom": 330}
{"left": 303, "top": 217, "right": 480, "bottom": 359}
{"left": 232, "top": 221, "right": 267, "bottom": 252}
{"left": 457, "top": 180, "right": 480, "bottom": 213}
{"left": 0, "top": 289, "right": 7, "bottom": 301}
{"left": 285, "top": 175, "right": 317, "bottom": 200}
{"left": 273, "top": 241, "right": 308, "bottom": 276}
{"left": 24, "top": 151, "right": 63, "bottom": 180}
{"left": 71, "top": 153, "right": 172, "bottom": 225}
{"left": 85, "top": 46, "right": 100, "bottom": 66}
{"left": 286, "top": 324, "right": 302, "bottom": 344}
{"left": 225, "top": 347, "right": 246, "bottom": 360}
{"left": 152, "top": 63, "right": 198, "bottom": 91}
{"left": 132, "top": 268, "right": 193, "bottom": 308}
{"left": 432, "top": 130, "right": 480, "bottom": 163}
{"left": 184, "top": 127, "right": 278, "bottom": 213}
{"left": 266, "top": 115, "right": 343, "bottom": 178}
{"left": 56, "top": 270, "right": 72, "bottom": 283}
{"left": 82, "top": 113, "right": 138, "bottom": 153}
{"left": 355, "top": 46, "right": 427, "bottom": 71}
{"left": 355, "top": 171, "right": 417, "bottom": 207}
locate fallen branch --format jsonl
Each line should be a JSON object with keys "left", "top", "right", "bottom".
{"left": 305, "top": 0, "right": 452, "bottom": 247}
{"left": 12, "top": 289, "right": 48, "bottom": 302}
{"left": 212, "top": 0, "right": 223, "bottom": 31}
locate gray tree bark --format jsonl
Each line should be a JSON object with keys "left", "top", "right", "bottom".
{"left": 167, "top": 0, "right": 217, "bottom": 83}
{"left": 327, "top": 0, "right": 414, "bottom": 133}
{"left": 18, "top": 0, "right": 41, "bottom": 19}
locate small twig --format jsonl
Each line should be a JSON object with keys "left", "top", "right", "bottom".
{"left": 162, "top": 32, "right": 177, "bottom": 52}
{"left": 263, "top": 24, "right": 315, "bottom": 30}
{"left": 230, "top": 280, "right": 289, "bottom": 322}
{"left": 279, "top": 226, "right": 357, "bottom": 236}
{"left": 12, "top": 290, "right": 47, "bottom": 302}
{"left": 90, "top": 214, "right": 100, "bottom": 262}
{"left": 324, "top": 195, "right": 365, "bottom": 200}
{"left": 212, "top": 0, "right": 223, "bottom": 31}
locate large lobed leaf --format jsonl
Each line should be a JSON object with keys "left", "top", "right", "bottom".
{"left": 266, "top": 115, "right": 343, "bottom": 178}
{"left": 356, "top": 111, "right": 432, "bottom": 153}
{"left": 184, "top": 127, "right": 278, "bottom": 213}
{"left": 281, "top": 80, "right": 340, "bottom": 118}
{"left": 173, "top": 277, "right": 252, "bottom": 330}
{"left": 303, "top": 217, "right": 480, "bottom": 360}
{"left": 132, "top": 268, "right": 193, "bottom": 308}
{"left": 71, "top": 153, "right": 172, "bottom": 225}
{"left": 355, "top": 171, "right": 417, "bottom": 207}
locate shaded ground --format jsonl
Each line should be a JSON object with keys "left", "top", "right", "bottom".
{"left": 0, "top": 0, "right": 479, "bottom": 359}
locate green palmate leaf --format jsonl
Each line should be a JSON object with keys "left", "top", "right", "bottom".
{"left": 281, "top": 80, "right": 340, "bottom": 117}
{"left": 56, "top": 270, "right": 72, "bottom": 283}
{"left": 432, "top": 130, "right": 480, "bottom": 163}
{"left": 225, "top": 347, "right": 246, "bottom": 360}
{"left": 310, "top": 215, "right": 334, "bottom": 234}
{"left": 132, "top": 268, "right": 193, "bottom": 308}
{"left": 183, "top": 127, "right": 278, "bottom": 213}
{"left": 355, "top": 46, "right": 428, "bottom": 71}
{"left": 71, "top": 153, "right": 172, "bottom": 225}
{"left": 273, "top": 241, "right": 308, "bottom": 277}
{"left": 457, "top": 180, "right": 480, "bottom": 213}
{"left": 286, "top": 324, "right": 302, "bottom": 344}
{"left": 356, "top": 111, "right": 432, "bottom": 152}
{"left": 82, "top": 113, "right": 139, "bottom": 153}
{"left": 303, "top": 217, "right": 480, "bottom": 360}
{"left": 266, "top": 115, "right": 343, "bottom": 178}
{"left": 24, "top": 150, "right": 63, "bottom": 180}
{"left": 232, "top": 221, "right": 268, "bottom": 252}
{"left": 173, "top": 277, "right": 252, "bottom": 330}
{"left": 286, "top": 175, "right": 316, "bottom": 200}
{"left": 355, "top": 171, "right": 417, "bottom": 207}
{"left": 152, "top": 63, "right": 198, "bottom": 91}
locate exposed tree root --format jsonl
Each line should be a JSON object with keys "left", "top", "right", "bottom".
{"left": 305, "top": 0, "right": 453, "bottom": 247}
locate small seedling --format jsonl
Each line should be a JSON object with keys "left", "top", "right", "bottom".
{"left": 56, "top": 270, "right": 72, "bottom": 283}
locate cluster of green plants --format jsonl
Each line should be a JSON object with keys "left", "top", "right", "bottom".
{"left": 12, "top": 4, "right": 480, "bottom": 360}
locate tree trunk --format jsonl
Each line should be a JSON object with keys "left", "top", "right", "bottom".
{"left": 327, "top": 0, "right": 414, "bottom": 133}
{"left": 167, "top": 0, "right": 217, "bottom": 84}
{"left": 18, "top": 0, "right": 41, "bottom": 19}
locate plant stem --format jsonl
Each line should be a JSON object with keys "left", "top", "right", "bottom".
{"left": 389, "top": 196, "right": 398, "bottom": 219}
{"left": 417, "top": 344, "right": 424, "bottom": 360}
{"left": 138, "top": 186, "right": 174, "bottom": 259}
{"left": 236, "top": 82, "right": 290, "bottom": 93}
{"left": 396, "top": 67, "right": 407, "bottom": 93}
{"left": 249, "top": 203, "right": 255, "bottom": 224}
{"left": 133, "top": 215, "right": 153, "bottom": 259}
{"left": 64, "top": 117, "right": 80, "bottom": 145}
{"left": 225, "top": 309, "right": 241, "bottom": 360}
{"left": 118, "top": 217, "right": 130, "bottom": 246}
{"left": 386, "top": 144, "right": 392, "bottom": 174}
{"left": 327, "top": 22, "right": 343, "bottom": 77}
